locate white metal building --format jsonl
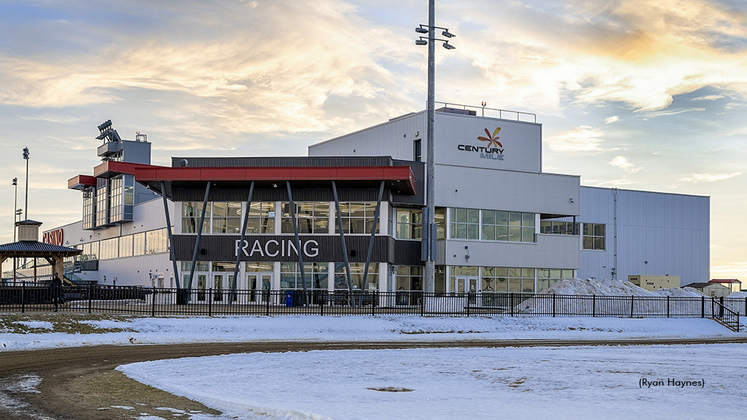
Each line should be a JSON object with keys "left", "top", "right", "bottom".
{"left": 19, "top": 106, "right": 710, "bottom": 292}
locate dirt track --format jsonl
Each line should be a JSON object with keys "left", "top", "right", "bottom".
{"left": 2, "top": 337, "right": 747, "bottom": 419}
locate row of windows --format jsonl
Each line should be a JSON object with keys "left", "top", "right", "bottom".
{"left": 449, "top": 266, "right": 575, "bottom": 294}
{"left": 450, "top": 208, "right": 536, "bottom": 242}
{"left": 78, "top": 228, "right": 169, "bottom": 261}
{"left": 182, "top": 202, "right": 382, "bottom": 235}
{"left": 540, "top": 220, "right": 606, "bottom": 251}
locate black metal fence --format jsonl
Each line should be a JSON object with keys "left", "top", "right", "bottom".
{"left": 0, "top": 285, "right": 743, "bottom": 330}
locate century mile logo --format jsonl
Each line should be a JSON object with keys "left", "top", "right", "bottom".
{"left": 457, "top": 127, "right": 505, "bottom": 160}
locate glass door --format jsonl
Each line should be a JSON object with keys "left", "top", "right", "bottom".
{"left": 457, "top": 276, "right": 480, "bottom": 306}
{"left": 247, "top": 272, "right": 272, "bottom": 303}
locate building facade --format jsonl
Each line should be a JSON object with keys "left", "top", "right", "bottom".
{"left": 26, "top": 108, "right": 710, "bottom": 294}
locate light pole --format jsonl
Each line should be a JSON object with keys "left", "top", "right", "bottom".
{"left": 22, "top": 147, "right": 29, "bottom": 221}
{"left": 415, "top": 1, "right": 455, "bottom": 292}
{"left": 12, "top": 178, "right": 17, "bottom": 242}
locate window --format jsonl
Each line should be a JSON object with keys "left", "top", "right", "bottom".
{"left": 435, "top": 207, "right": 446, "bottom": 239}
{"left": 182, "top": 202, "right": 210, "bottom": 233}
{"left": 537, "top": 269, "right": 574, "bottom": 292}
{"left": 99, "top": 238, "right": 118, "bottom": 260}
{"left": 337, "top": 202, "right": 379, "bottom": 234}
{"left": 133, "top": 232, "right": 146, "bottom": 256}
{"left": 282, "top": 202, "right": 330, "bottom": 234}
{"left": 481, "top": 267, "right": 535, "bottom": 293}
{"left": 583, "top": 223, "right": 605, "bottom": 250}
{"left": 146, "top": 229, "right": 168, "bottom": 254}
{"left": 120, "top": 235, "right": 133, "bottom": 258}
{"left": 396, "top": 266, "right": 423, "bottom": 291}
{"left": 281, "top": 262, "right": 329, "bottom": 290}
{"left": 395, "top": 209, "right": 422, "bottom": 239}
{"left": 540, "top": 221, "right": 578, "bottom": 235}
{"left": 334, "top": 263, "right": 378, "bottom": 290}
{"left": 246, "top": 202, "right": 275, "bottom": 234}
{"left": 109, "top": 176, "right": 123, "bottom": 223}
{"left": 212, "top": 202, "right": 242, "bottom": 234}
{"left": 413, "top": 139, "right": 422, "bottom": 162}
{"left": 450, "top": 208, "right": 479, "bottom": 239}
{"left": 96, "top": 178, "right": 108, "bottom": 227}
{"left": 82, "top": 187, "right": 95, "bottom": 230}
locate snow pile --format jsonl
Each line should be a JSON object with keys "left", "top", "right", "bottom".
{"left": 727, "top": 291, "right": 747, "bottom": 299}
{"left": 515, "top": 278, "right": 705, "bottom": 315}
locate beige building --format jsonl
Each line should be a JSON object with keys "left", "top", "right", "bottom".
{"left": 708, "top": 279, "right": 742, "bottom": 294}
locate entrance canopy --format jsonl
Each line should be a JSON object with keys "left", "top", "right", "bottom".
{"left": 0, "top": 241, "right": 82, "bottom": 283}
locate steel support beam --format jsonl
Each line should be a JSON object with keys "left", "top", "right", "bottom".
{"left": 359, "top": 180, "right": 385, "bottom": 306}
{"left": 332, "top": 181, "right": 354, "bottom": 306}
{"left": 161, "top": 181, "right": 181, "bottom": 292}
{"left": 286, "top": 181, "right": 309, "bottom": 305}
{"left": 231, "top": 181, "right": 255, "bottom": 304}
{"left": 186, "top": 182, "right": 211, "bottom": 296}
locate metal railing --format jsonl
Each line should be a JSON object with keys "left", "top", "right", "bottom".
{"left": 436, "top": 101, "right": 537, "bottom": 122}
{"left": 0, "top": 285, "right": 743, "bottom": 327}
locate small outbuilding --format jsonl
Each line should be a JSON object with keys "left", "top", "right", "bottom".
{"left": 708, "top": 279, "right": 742, "bottom": 294}
{"left": 684, "top": 282, "right": 730, "bottom": 298}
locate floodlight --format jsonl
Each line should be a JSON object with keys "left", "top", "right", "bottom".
{"left": 22, "top": 147, "right": 29, "bottom": 160}
{"left": 442, "top": 42, "right": 455, "bottom": 50}
{"left": 416, "top": 39, "right": 428, "bottom": 46}
{"left": 441, "top": 30, "right": 455, "bottom": 38}
{"left": 415, "top": 26, "right": 429, "bottom": 34}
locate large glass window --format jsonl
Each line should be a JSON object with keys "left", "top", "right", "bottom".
{"left": 336, "top": 202, "right": 379, "bottom": 234}
{"left": 282, "top": 202, "right": 330, "bottom": 234}
{"left": 395, "top": 209, "right": 422, "bottom": 239}
{"left": 450, "top": 208, "right": 479, "bottom": 239}
{"left": 583, "top": 223, "right": 605, "bottom": 250}
{"left": 120, "top": 235, "right": 133, "bottom": 258}
{"left": 109, "top": 176, "right": 123, "bottom": 223}
{"left": 182, "top": 202, "right": 210, "bottom": 234}
{"left": 146, "top": 229, "right": 168, "bottom": 254}
{"left": 82, "top": 188, "right": 95, "bottom": 230}
{"left": 96, "top": 178, "right": 108, "bottom": 227}
{"left": 280, "top": 262, "right": 329, "bottom": 290}
{"left": 133, "top": 232, "right": 146, "bottom": 256}
{"left": 212, "top": 202, "right": 242, "bottom": 234}
{"left": 99, "top": 238, "right": 118, "bottom": 260}
{"left": 333, "top": 263, "right": 378, "bottom": 291}
{"left": 396, "top": 266, "right": 423, "bottom": 291}
{"left": 537, "top": 269, "right": 574, "bottom": 292}
{"left": 245, "top": 202, "right": 275, "bottom": 234}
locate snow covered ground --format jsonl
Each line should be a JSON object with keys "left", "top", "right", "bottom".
{"left": 0, "top": 315, "right": 742, "bottom": 352}
{"left": 119, "top": 343, "right": 747, "bottom": 420}
{"left": 2, "top": 314, "right": 746, "bottom": 420}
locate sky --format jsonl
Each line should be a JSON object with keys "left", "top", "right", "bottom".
{"left": 0, "top": 0, "right": 746, "bottom": 279}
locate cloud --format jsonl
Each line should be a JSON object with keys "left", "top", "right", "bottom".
{"left": 609, "top": 155, "right": 640, "bottom": 173}
{"left": 545, "top": 126, "right": 606, "bottom": 153}
{"left": 604, "top": 116, "right": 619, "bottom": 124}
{"left": 691, "top": 94, "right": 725, "bottom": 101}
{"left": 642, "top": 107, "right": 706, "bottom": 119}
{"left": 680, "top": 172, "right": 743, "bottom": 182}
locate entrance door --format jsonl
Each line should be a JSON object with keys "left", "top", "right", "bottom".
{"left": 247, "top": 272, "right": 272, "bottom": 303}
{"left": 211, "top": 273, "right": 234, "bottom": 302}
{"left": 456, "top": 276, "right": 480, "bottom": 306}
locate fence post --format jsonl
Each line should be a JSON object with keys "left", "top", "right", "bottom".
{"left": 510, "top": 293, "right": 514, "bottom": 317}
{"left": 21, "top": 282, "right": 25, "bottom": 314}
{"left": 266, "top": 291, "right": 270, "bottom": 316}
{"left": 666, "top": 295, "right": 670, "bottom": 318}
{"left": 151, "top": 288, "right": 156, "bottom": 317}
{"left": 372, "top": 292, "right": 376, "bottom": 316}
{"left": 552, "top": 294, "right": 555, "bottom": 317}
{"left": 592, "top": 295, "right": 596, "bottom": 317}
{"left": 208, "top": 288, "right": 213, "bottom": 317}
{"left": 701, "top": 296, "right": 705, "bottom": 318}
{"left": 719, "top": 296, "right": 724, "bottom": 318}
{"left": 88, "top": 283, "right": 93, "bottom": 314}
{"left": 630, "top": 295, "right": 634, "bottom": 318}
{"left": 420, "top": 293, "right": 425, "bottom": 316}
{"left": 320, "top": 294, "right": 324, "bottom": 316}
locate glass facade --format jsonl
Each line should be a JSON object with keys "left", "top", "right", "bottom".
{"left": 449, "top": 208, "right": 536, "bottom": 242}
{"left": 583, "top": 223, "right": 605, "bottom": 250}
{"left": 395, "top": 209, "right": 422, "bottom": 240}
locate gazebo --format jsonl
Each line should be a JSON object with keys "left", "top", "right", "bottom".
{"left": 0, "top": 220, "right": 82, "bottom": 284}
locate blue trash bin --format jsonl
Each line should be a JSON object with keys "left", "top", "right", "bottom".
{"left": 285, "top": 291, "right": 294, "bottom": 307}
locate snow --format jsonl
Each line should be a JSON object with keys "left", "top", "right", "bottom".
{"left": 3, "top": 312, "right": 746, "bottom": 419}
{"left": 1, "top": 315, "right": 743, "bottom": 352}
{"left": 118, "top": 344, "right": 747, "bottom": 420}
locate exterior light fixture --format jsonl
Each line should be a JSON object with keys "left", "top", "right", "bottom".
{"left": 415, "top": 39, "right": 428, "bottom": 46}
{"left": 441, "top": 30, "right": 455, "bottom": 38}
{"left": 415, "top": 26, "right": 429, "bottom": 34}
{"left": 442, "top": 42, "right": 455, "bottom": 50}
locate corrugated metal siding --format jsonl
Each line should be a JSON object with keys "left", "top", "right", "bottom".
{"left": 171, "top": 156, "right": 396, "bottom": 168}
{"left": 578, "top": 187, "right": 709, "bottom": 285}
